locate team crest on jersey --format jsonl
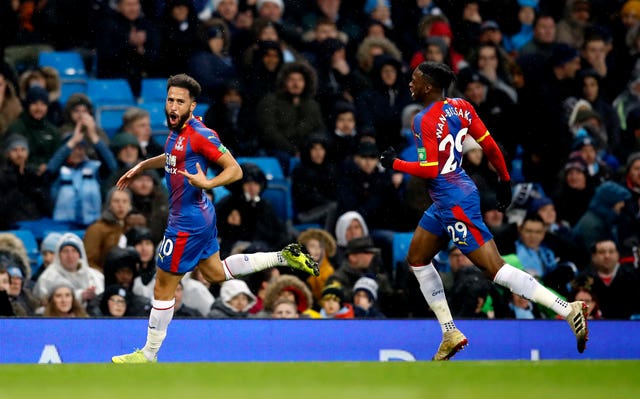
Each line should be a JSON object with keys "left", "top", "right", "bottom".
{"left": 175, "top": 136, "right": 185, "bottom": 151}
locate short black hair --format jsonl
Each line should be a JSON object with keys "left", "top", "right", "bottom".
{"left": 167, "top": 74, "right": 202, "bottom": 99}
{"left": 417, "top": 61, "right": 456, "bottom": 90}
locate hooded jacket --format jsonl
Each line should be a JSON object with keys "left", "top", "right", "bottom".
{"left": 33, "top": 232, "right": 104, "bottom": 303}
{"left": 208, "top": 279, "right": 256, "bottom": 318}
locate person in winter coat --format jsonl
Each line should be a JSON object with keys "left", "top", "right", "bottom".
{"left": 207, "top": 279, "right": 256, "bottom": 318}
{"left": 33, "top": 232, "right": 104, "bottom": 307}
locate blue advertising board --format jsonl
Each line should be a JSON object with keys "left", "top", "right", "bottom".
{"left": 1, "top": 319, "right": 638, "bottom": 363}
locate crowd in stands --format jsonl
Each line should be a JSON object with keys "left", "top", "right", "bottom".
{"left": 1, "top": 0, "right": 640, "bottom": 320}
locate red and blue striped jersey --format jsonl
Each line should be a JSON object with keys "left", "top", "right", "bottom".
{"left": 163, "top": 117, "right": 226, "bottom": 232}
{"left": 410, "top": 97, "right": 504, "bottom": 208}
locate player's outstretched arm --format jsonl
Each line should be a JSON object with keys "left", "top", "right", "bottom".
{"left": 116, "top": 154, "right": 165, "bottom": 190}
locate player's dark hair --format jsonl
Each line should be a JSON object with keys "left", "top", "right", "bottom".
{"left": 417, "top": 61, "right": 456, "bottom": 90}
{"left": 167, "top": 74, "right": 202, "bottom": 99}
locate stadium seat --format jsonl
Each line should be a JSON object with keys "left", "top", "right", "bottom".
{"left": 96, "top": 105, "right": 131, "bottom": 138}
{"left": 59, "top": 79, "right": 88, "bottom": 104}
{"left": 139, "top": 101, "right": 168, "bottom": 132}
{"left": 236, "top": 157, "right": 285, "bottom": 183}
{"left": 392, "top": 232, "right": 413, "bottom": 270}
{"left": 140, "top": 78, "right": 167, "bottom": 104}
{"left": 15, "top": 218, "right": 73, "bottom": 241}
{"left": 193, "top": 103, "right": 209, "bottom": 118}
{"left": 262, "top": 182, "right": 293, "bottom": 222}
{"left": 38, "top": 51, "right": 87, "bottom": 78}
{"left": 87, "top": 78, "right": 136, "bottom": 106}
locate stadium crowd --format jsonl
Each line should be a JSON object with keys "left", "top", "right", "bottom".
{"left": 1, "top": 0, "right": 640, "bottom": 320}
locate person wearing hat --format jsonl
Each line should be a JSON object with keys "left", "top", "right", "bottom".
{"left": 30, "top": 232, "right": 63, "bottom": 286}
{"left": 353, "top": 276, "right": 385, "bottom": 318}
{"left": 98, "top": 284, "right": 131, "bottom": 317}
{"left": 208, "top": 279, "right": 257, "bottom": 318}
{"left": 5, "top": 85, "right": 60, "bottom": 172}
{"left": 297, "top": 228, "right": 337, "bottom": 302}
{"left": 326, "top": 236, "right": 393, "bottom": 312}
{"left": 33, "top": 232, "right": 104, "bottom": 307}
{"left": 0, "top": 133, "right": 52, "bottom": 230}
{"left": 319, "top": 281, "right": 353, "bottom": 318}
{"left": 553, "top": 156, "right": 595, "bottom": 227}
{"left": 260, "top": 273, "right": 320, "bottom": 318}
{"left": 379, "top": 61, "right": 590, "bottom": 360}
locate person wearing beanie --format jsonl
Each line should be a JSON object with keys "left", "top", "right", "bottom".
{"left": 33, "top": 232, "right": 104, "bottom": 306}
{"left": 353, "top": 276, "right": 385, "bottom": 318}
{"left": 30, "top": 232, "right": 63, "bottom": 286}
{"left": 0, "top": 132, "right": 52, "bottom": 230}
{"left": 5, "top": 85, "right": 60, "bottom": 172}
{"left": 98, "top": 284, "right": 131, "bottom": 317}
{"left": 319, "top": 281, "right": 353, "bottom": 318}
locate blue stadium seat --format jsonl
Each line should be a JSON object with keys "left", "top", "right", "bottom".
{"left": 87, "top": 78, "right": 136, "bottom": 106}
{"left": 96, "top": 105, "right": 131, "bottom": 138}
{"left": 392, "top": 232, "right": 413, "bottom": 270}
{"left": 262, "top": 182, "right": 293, "bottom": 222}
{"left": 7, "top": 229, "right": 42, "bottom": 270}
{"left": 140, "top": 78, "right": 167, "bottom": 104}
{"left": 38, "top": 51, "right": 87, "bottom": 78}
{"left": 193, "top": 103, "right": 209, "bottom": 118}
{"left": 139, "top": 101, "right": 168, "bottom": 132}
{"left": 15, "top": 218, "right": 73, "bottom": 241}
{"left": 236, "top": 157, "right": 285, "bottom": 183}
{"left": 59, "top": 79, "right": 88, "bottom": 104}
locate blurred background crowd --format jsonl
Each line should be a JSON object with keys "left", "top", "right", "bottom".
{"left": 0, "top": 0, "right": 639, "bottom": 320}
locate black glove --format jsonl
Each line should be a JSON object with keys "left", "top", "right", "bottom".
{"left": 379, "top": 146, "right": 397, "bottom": 169}
{"left": 496, "top": 180, "right": 512, "bottom": 212}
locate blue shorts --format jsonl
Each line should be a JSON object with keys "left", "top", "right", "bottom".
{"left": 156, "top": 224, "right": 219, "bottom": 274}
{"left": 418, "top": 190, "right": 493, "bottom": 254}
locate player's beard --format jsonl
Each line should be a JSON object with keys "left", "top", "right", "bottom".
{"left": 166, "top": 110, "right": 191, "bottom": 131}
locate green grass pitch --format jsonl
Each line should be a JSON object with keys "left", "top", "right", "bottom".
{"left": 1, "top": 360, "right": 638, "bottom": 399}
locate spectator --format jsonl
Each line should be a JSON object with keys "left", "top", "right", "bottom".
{"left": 256, "top": 61, "right": 325, "bottom": 174}
{"left": 174, "top": 280, "right": 202, "bottom": 318}
{"left": 33, "top": 232, "right": 104, "bottom": 307}
{"left": 45, "top": 125, "right": 118, "bottom": 228}
{"left": 215, "top": 162, "right": 290, "bottom": 257}
{"left": 505, "top": 0, "right": 537, "bottom": 54}
{"left": 128, "top": 227, "right": 158, "bottom": 301}
{"left": 572, "top": 181, "right": 632, "bottom": 263}
{"left": 159, "top": 0, "right": 201, "bottom": 77}
{"left": 203, "top": 81, "right": 258, "bottom": 157}
{"left": 30, "top": 232, "right": 62, "bottom": 287}
{"left": 0, "top": 134, "right": 52, "bottom": 230}
{"left": 318, "top": 281, "right": 354, "bottom": 318}
{"left": 88, "top": 246, "right": 150, "bottom": 316}
{"left": 262, "top": 273, "right": 319, "bottom": 317}
{"left": 467, "top": 43, "right": 518, "bottom": 103}
{"left": 270, "top": 297, "right": 299, "bottom": 318}
{"left": 556, "top": 0, "right": 593, "bottom": 49}
{"left": 0, "top": 65, "right": 22, "bottom": 136}
{"left": 327, "top": 236, "right": 393, "bottom": 313}
{"left": 355, "top": 54, "right": 413, "bottom": 151}
{"left": 103, "top": 133, "right": 143, "bottom": 195}
{"left": 508, "top": 292, "right": 542, "bottom": 319}
{"left": 0, "top": 266, "right": 14, "bottom": 316}
{"left": 291, "top": 134, "right": 338, "bottom": 231}
{"left": 43, "top": 284, "right": 89, "bottom": 317}
{"left": 576, "top": 239, "right": 640, "bottom": 319}
{"left": 333, "top": 210, "right": 369, "bottom": 266}
{"left": 83, "top": 188, "right": 133, "bottom": 271}
{"left": 245, "top": 264, "right": 281, "bottom": 315}
{"left": 127, "top": 169, "right": 169, "bottom": 244}
{"left": 95, "top": 0, "right": 162, "bottom": 96}
{"left": 6, "top": 86, "right": 60, "bottom": 174}
{"left": 297, "top": 228, "right": 337, "bottom": 303}
{"left": 207, "top": 279, "right": 256, "bottom": 318}
{"left": 353, "top": 276, "right": 385, "bottom": 318}
{"left": 5, "top": 265, "right": 39, "bottom": 316}
{"left": 552, "top": 157, "right": 595, "bottom": 227}
{"left": 570, "top": 277, "right": 603, "bottom": 319}
{"left": 120, "top": 107, "right": 163, "bottom": 159}
{"left": 97, "top": 284, "right": 132, "bottom": 317}
{"left": 355, "top": 36, "right": 403, "bottom": 94}
{"left": 180, "top": 272, "right": 216, "bottom": 317}
{"left": 519, "top": 14, "right": 557, "bottom": 60}
{"left": 18, "top": 67, "right": 63, "bottom": 127}
{"left": 445, "top": 246, "right": 494, "bottom": 319}
{"left": 619, "top": 152, "right": 640, "bottom": 262}
{"left": 336, "top": 141, "right": 404, "bottom": 231}
{"left": 241, "top": 40, "right": 284, "bottom": 111}
{"left": 58, "top": 94, "right": 110, "bottom": 153}
{"left": 188, "top": 19, "right": 237, "bottom": 103}
{"left": 327, "top": 101, "right": 360, "bottom": 165}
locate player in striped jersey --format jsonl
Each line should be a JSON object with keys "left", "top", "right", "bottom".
{"left": 380, "top": 62, "right": 588, "bottom": 360}
{"left": 112, "top": 74, "right": 318, "bottom": 363}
